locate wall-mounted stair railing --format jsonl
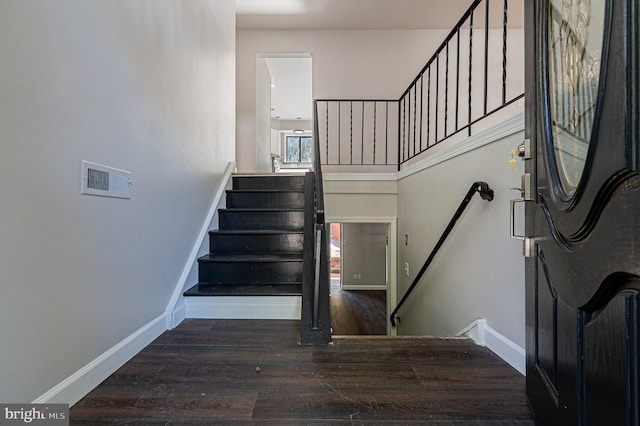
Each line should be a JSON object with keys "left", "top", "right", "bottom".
{"left": 390, "top": 182, "right": 494, "bottom": 327}
{"left": 300, "top": 101, "right": 332, "bottom": 345}
{"left": 315, "top": 0, "right": 524, "bottom": 171}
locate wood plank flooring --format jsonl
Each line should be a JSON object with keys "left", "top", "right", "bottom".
{"left": 330, "top": 288, "right": 387, "bottom": 335}
{"left": 70, "top": 319, "right": 533, "bottom": 425}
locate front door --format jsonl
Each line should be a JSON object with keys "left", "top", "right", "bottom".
{"left": 524, "top": 0, "right": 639, "bottom": 424}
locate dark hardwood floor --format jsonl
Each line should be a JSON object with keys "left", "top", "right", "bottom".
{"left": 330, "top": 287, "right": 387, "bottom": 335}
{"left": 70, "top": 319, "right": 533, "bottom": 425}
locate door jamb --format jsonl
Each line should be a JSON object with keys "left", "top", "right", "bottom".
{"left": 325, "top": 216, "right": 398, "bottom": 336}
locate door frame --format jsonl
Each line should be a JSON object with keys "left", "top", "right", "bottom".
{"left": 325, "top": 216, "right": 398, "bottom": 336}
{"left": 255, "top": 53, "right": 313, "bottom": 173}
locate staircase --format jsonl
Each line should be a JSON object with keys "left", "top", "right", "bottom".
{"left": 183, "top": 173, "right": 306, "bottom": 319}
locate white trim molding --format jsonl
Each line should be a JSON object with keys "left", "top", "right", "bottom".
{"left": 458, "top": 319, "right": 526, "bottom": 376}
{"left": 185, "top": 296, "right": 301, "bottom": 320}
{"left": 341, "top": 285, "right": 387, "bottom": 291}
{"left": 323, "top": 172, "right": 399, "bottom": 181}
{"left": 165, "top": 162, "right": 236, "bottom": 329}
{"left": 33, "top": 313, "right": 168, "bottom": 406}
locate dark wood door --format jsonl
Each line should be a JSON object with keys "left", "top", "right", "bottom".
{"left": 524, "top": 0, "right": 639, "bottom": 424}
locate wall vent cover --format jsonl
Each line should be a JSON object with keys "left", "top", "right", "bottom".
{"left": 81, "top": 160, "right": 131, "bottom": 199}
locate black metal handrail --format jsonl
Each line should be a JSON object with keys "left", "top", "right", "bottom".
{"left": 390, "top": 182, "right": 494, "bottom": 327}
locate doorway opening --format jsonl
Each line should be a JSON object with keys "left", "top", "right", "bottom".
{"left": 328, "top": 222, "right": 388, "bottom": 336}
{"left": 255, "top": 54, "right": 312, "bottom": 173}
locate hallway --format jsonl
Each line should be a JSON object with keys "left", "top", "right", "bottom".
{"left": 330, "top": 277, "right": 387, "bottom": 335}
{"left": 70, "top": 319, "right": 533, "bottom": 424}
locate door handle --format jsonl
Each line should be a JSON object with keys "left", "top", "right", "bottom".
{"left": 510, "top": 173, "right": 535, "bottom": 257}
{"left": 509, "top": 196, "right": 527, "bottom": 240}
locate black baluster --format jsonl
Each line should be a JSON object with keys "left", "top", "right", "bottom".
{"left": 502, "top": 0, "right": 508, "bottom": 105}
{"left": 445, "top": 41, "right": 450, "bottom": 138}
{"left": 483, "top": 0, "right": 489, "bottom": 115}
{"left": 468, "top": 8, "right": 474, "bottom": 137}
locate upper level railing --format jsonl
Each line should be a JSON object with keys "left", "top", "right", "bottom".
{"left": 315, "top": 99, "right": 399, "bottom": 170}
{"left": 315, "top": 0, "right": 524, "bottom": 171}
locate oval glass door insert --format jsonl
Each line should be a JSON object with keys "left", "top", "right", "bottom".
{"left": 547, "top": 0, "right": 606, "bottom": 197}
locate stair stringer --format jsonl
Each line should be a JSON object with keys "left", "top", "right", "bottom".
{"left": 166, "top": 162, "right": 235, "bottom": 329}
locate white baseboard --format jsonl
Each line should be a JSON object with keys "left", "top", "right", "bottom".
{"left": 340, "top": 285, "right": 387, "bottom": 291}
{"left": 457, "top": 319, "right": 526, "bottom": 376}
{"left": 185, "top": 296, "right": 301, "bottom": 320}
{"left": 172, "top": 302, "right": 186, "bottom": 328}
{"left": 33, "top": 313, "right": 168, "bottom": 406}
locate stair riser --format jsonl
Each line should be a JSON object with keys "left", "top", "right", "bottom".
{"left": 198, "top": 261, "right": 303, "bottom": 284}
{"left": 226, "top": 191, "right": 305, "bottom": 209}
{"left": 233, "top": 176, "right": 305, "bottom": 191}
{"left": 210, "top": 233, "right": 304, "bottom": 254}
{"left": 219, "top": 211, "right": 304, "bottom": 231}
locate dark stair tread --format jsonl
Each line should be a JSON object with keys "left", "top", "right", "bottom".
{"left": 184, "top": 283, "right": 302, "bottom": 297}
{"left": 232, "top": 173, "right": 306, "bottom": 176}
{"left": 198, "top": 254, "right": 303, "bottom": 262}
{"left": 209, "top": 229, "right": 304, "bottom": 235}
{"left": 219, "top": 208, "right": 305, "bottom": 212}
{"left": 227, "top": 189, "right": 304, "bottom": 193}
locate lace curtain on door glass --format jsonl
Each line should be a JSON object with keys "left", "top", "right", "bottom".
{"left": 548, "top": 0, "right": 605, "bottom": 196}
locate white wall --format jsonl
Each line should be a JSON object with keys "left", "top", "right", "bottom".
{"left": 256, "top": 58, "right": 273, "bottom": 172}
{"left": 396, "top": 130, "right": 526, "bottom": 347}
{"left": 0, "top": 0, "right": 235, "bottom": 403}
{"left": 237, "top": 29, "right": 449, "bottom": 172}
{"left": 323, "top": 177, "right": 398, "bottom": 219}
{"left": 342, "top": 223, "right": 387, "bottom": 290}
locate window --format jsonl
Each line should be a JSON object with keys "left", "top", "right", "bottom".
{"left": 285, "top": 136, "right": 312, "bottom": 163}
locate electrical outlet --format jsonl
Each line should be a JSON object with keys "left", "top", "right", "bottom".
{"left": 404, "top": 262, "right": 409, "bottom": 277}
{"left": 353, "top": 273, "right": 362, "bottom": 280}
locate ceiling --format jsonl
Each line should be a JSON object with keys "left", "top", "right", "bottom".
{"left": 236, "top": 0, "right": 474, "bottom": 31}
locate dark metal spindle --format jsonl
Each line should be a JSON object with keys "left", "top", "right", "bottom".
{"left": 408, "top": 89, "right": 412, "bottom": 157}
{"left": 419, "top": 74, "right": 424, "bottom": 152}
{"left": 325, "top": 101, "right": 329, "bottom": 164}
{"left": 350, "top": 101, "right": 353, "bottom": 165}
{"left": 445, "top": 41, "right": 450, "bottom": 138}
{"left": 386, "top": 101, "right": 389, "bottom": 165}
{"left": 502, "top": 0, "right": 508, "bottom": 105}
{"left": 338, "top": 102, "right": 341, "bottom": 165}
{"left": 456, "top": 26, "right": 461, "bottom": 131}
{"left": 435, "top": 55, "right": 440, "bottom": 144}
{"left": 468, "top": 9, "right": 474, "bottom": 137}
{"left": 400, "top": 98, "right": 407, "bottom": 161}
{"left": 373, "top": 102, "right": 377, "bottom": 164}
{"left": 483, "top": 0, "right": 490, "bottom": 115}
{"left": 413, "top": 84, "right": 418, "bottom": 156}
{"left": 397, "top": 100, "right": 401, "bottom": 169}
{"left": 427, "top": 66, "right": 431, "bottom": 148}
{"left": 361, "top": 101, "right": 365, "bottom": 165}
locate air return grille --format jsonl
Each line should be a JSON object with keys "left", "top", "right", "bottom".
{"left": 81, "top": 160, "right": 131, "bottom": 199}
